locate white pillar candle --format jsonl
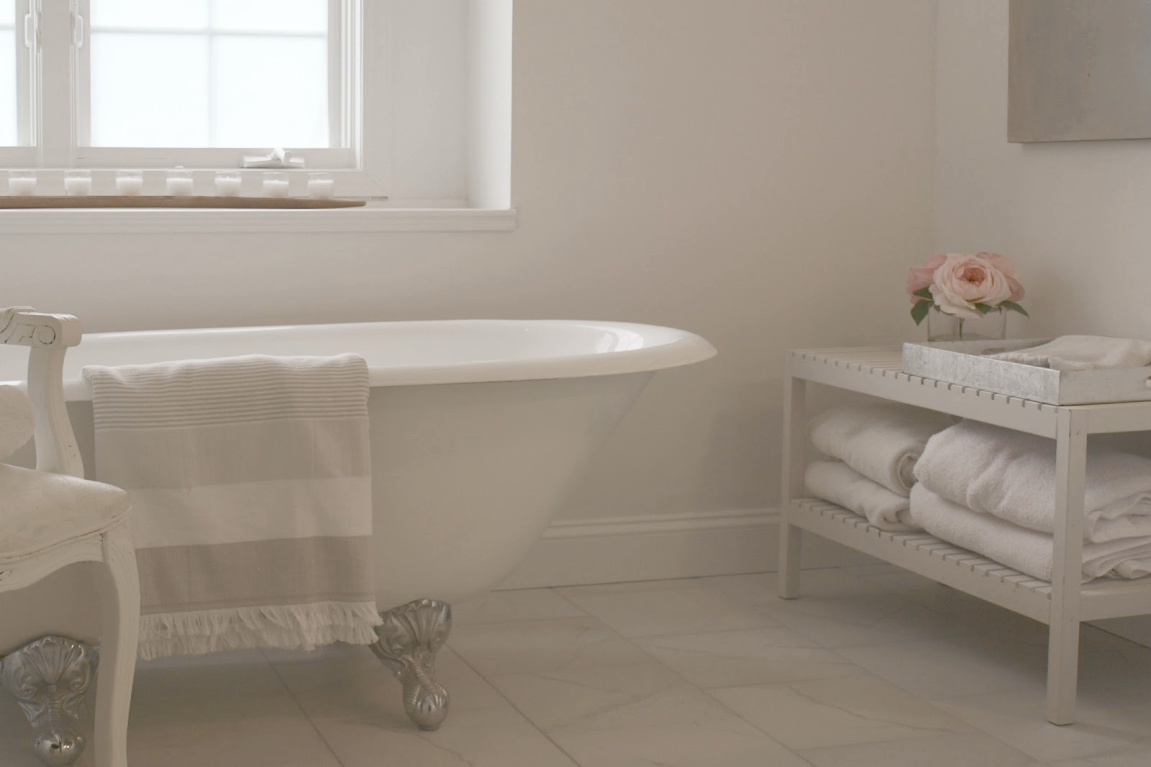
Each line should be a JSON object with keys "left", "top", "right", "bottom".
{"left": 116, "top": 172, "right": 144, "bottom": 196}
{"left": 8, "top": 173, "right": 36, "bottom": 196}
{"left": 64, "top": 172, "right": 92, "bottom": 196}
{"left": 307, "top": 173, "right": 335, "bottom": 199}
{"left": 214, "top": 172, "right": 242, "bottom": 197}
{"left": 166, "top": 174, "right": 194, "bottom": 196}
{"left": 262, "top": 172, "right": 290, "bottom": 198}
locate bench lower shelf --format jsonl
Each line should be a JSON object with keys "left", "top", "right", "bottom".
{"left": 786, "top": 498, "right": 1151, "bottom": 625}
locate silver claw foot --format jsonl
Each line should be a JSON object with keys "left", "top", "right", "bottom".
{"left": 0, "top": 636, "right": 97, "bottom": 767}
{"left": 371, "top": 599, "right": 451, "bottom": 731}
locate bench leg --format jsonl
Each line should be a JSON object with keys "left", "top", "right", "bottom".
{"left": 1045, "top": 615, "right": 1080, "bottom": 725}
{"left": 1046, "top": 409, "right": 1085, "bottom": 727}
{"left": 779, "top": 367, "right": 805, "bottom": 599}
{"left": 778, "top": 522, "right": 802, "bottom": 599}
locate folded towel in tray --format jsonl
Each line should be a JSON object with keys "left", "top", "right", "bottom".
{"left": 908, "top": 485, "right": 1151, "bottom": 583}
{"left": 915, "top": 419, "right": 1151, "bottom": 543}
{"left": 84, "top": 354, "right": 382, "bottom": 660}
{"left": 987, "top": 335, "right": 1151, "bottom": 371}
{"left": 804, "top": 460, "right": 918, "bottom": 532}
{"left": 809, "top": 403, "right": 957, "bottom": 496}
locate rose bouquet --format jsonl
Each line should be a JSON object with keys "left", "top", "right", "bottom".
{"left": 907, "top": 252, "right": 1028, "bottom": 329}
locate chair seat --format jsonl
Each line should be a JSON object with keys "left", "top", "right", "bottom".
{"left": 0, "top": 464, "right": 130, "bottom": 564}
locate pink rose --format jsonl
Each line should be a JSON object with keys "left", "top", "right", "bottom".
{"left": 928, "top": 253, "right": 1015, "bottom": 320}
{"left": 976, "top": 252, "right": 1025, "bottom": 302}
{"left": 906, "top": 254, "right": 946, "bottom": 304}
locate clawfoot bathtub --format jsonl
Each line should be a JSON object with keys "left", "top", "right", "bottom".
{"left": 9, "top": 318, "right": 716, "bottom": 730}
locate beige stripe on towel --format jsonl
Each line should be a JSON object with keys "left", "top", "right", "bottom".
{"left": 135, "top": 537, "right": 377, "bottom": 612}
{"left": 84, "top": 354, "right": 382, "bottom": 660}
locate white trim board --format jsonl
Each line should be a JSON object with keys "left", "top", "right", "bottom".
{"left": 0, "top": 206, "right": 518, "bottom": 235}
{"left": 494, "top": 508, "right": 875, "bottom": 590}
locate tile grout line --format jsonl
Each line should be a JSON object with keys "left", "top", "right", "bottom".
{"left": 452, "top": 585, "right": 807, "bottom": 765}
{"left": 261, "top": 648, "right": 355, "bottom": 767}
{"left": 547, "top": 579, "right": 832, "bottom": 763}
{"left": 550, "top": 577, "right": 1044, "bottom": 764}
{"left": 444, "top": 639, "right": 589, "bottom": 767}
{"left": 535, "top": 586, "right": 822, "bottom": 766}
{"left": 620, "top": 632, "right": 826, "bottom": 766}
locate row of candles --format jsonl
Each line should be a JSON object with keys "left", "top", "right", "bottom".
{"left": 3, "top": 169, "right": 337, "bottom": 199}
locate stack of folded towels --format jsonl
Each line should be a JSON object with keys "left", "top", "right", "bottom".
{"left": 804, "top": 403, "right": 957, "bottom": 532}
{"left": 911, "top": 419, "right": 1151, "bottom": 582}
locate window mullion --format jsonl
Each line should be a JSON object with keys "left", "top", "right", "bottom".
{"left": 73, "top": 0, "right": 89, "bottom": 150}
{"left": 14, "top": 0, "right": 32, "bottom": 146}
{"left": 327, "top": 0, "right": 344, "bottom": 150}
{"left": 207, "top": 0, "right": 215, "bottom": 148}
{"left": 36, "top": 0, "right": 77, "bottom": 166}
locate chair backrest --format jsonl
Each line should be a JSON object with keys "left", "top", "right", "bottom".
{"left": 0, "top": 308, "right": 84, "bottom": 477}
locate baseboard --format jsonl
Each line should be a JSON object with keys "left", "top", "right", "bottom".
{"left": 494, "top": 508, "right": 876, "bottom": 590}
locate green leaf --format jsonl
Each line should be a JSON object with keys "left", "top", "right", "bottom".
{"left": 973, "top": 303, "right": 995, "bottom": 315}
{"left": 913, "top": 287, "right": 933, "bottom": 300}
{"left": 910, "top": 300, "right": 931, "bottom": 326}
{"left": 1000, "top": 301, "right": 1029, "bottom": 317}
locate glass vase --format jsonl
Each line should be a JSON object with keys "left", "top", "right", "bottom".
{"left": 926, "top": 307, "right": 1007, "bottom": 342}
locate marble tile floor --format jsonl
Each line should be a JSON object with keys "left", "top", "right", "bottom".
{"left": 5, "top": 564, "right": 1151, "bottom": 766}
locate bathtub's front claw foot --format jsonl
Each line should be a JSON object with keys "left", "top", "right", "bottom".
{"left": 0, "top": 635, "right": 97, "bottom": 767}
{"left": 371, "top": 599, "right": 452, "bottom": 731}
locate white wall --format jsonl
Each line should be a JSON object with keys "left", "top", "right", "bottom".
{"left": 935, "top": 0, "right": 1151, "bottom": 644}
{"left": 936, "top": 0, "right": 1151, "bottom": 341}
{"left": 0, "top": 1, "right": 938, "bottom": 646}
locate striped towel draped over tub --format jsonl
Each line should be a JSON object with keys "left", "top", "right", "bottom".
{"left": 83, "top": 354, "right": 382, "bottom": 660}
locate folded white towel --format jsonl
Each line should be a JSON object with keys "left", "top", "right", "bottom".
{"left": 988, "top": 335, "right": 1151, "bottom": 371}
{"left": 804, "top": 460, "right": 918, "bottom": 532}
{"left": 0, "top": 385, "right": 34, "bottom": 461}
{"left": 908, "top": 485, "right": 1151, "bottom": 582}
{"left": 809, "top": 403, "right": 957, "bottom": 496}
{"left": 914, "top": 419, "right": 1151, "bottom": 543}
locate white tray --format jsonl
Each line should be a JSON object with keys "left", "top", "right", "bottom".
{"left": 901, "top": 338, "right": 1151, "bottom": 405}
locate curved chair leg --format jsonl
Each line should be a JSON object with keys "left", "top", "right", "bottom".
{"left": 93, "top": 523, "right": 140, "bottom": 767}
{"left": 0, "top": 635, "right": 97, "bottom": 767}
{"left": 370, "top": 599, "right": 451, "bottom": 731}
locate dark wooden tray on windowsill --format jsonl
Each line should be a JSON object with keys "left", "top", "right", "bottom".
{"left": 0, "top": 195, "right": 366, "bottom": 209}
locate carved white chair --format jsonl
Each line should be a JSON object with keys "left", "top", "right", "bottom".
{"left": 0, "top": 308, "right": 139, "bottom": 767}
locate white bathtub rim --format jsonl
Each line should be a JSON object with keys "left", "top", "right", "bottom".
{"left": 27, "top": 319, "right": 717, "bottom": 402}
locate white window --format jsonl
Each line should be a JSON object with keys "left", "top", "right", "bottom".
{"left": 1, "top": 0, "right": 386, "bottom": 196}
{"left": 1, "top": 1, "right": 512, "bottom": 213}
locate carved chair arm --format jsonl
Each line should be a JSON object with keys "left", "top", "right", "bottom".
{"left": 0, "top": 308, "right": 82, "bottom": 350}
{"left": 0, "top": 308, "right": 84, "bottom": 477}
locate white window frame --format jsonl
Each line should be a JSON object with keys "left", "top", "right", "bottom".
{"left": 1, "top": 0, "right": 388, "bottom": 198}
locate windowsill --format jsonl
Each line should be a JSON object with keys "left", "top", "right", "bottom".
{"left": 0, "top": 204, "right": 518, "bottom": 234}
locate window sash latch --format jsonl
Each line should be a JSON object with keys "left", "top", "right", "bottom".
{"left": 71, "top": 7, "right": 84, "bottom": 48}
{"left": 23, "top": 10, "right": 40, "bottom": 49}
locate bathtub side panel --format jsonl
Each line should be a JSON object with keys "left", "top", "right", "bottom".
{"left": 368, "top": 373, "right": 653, "bottom": 609}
